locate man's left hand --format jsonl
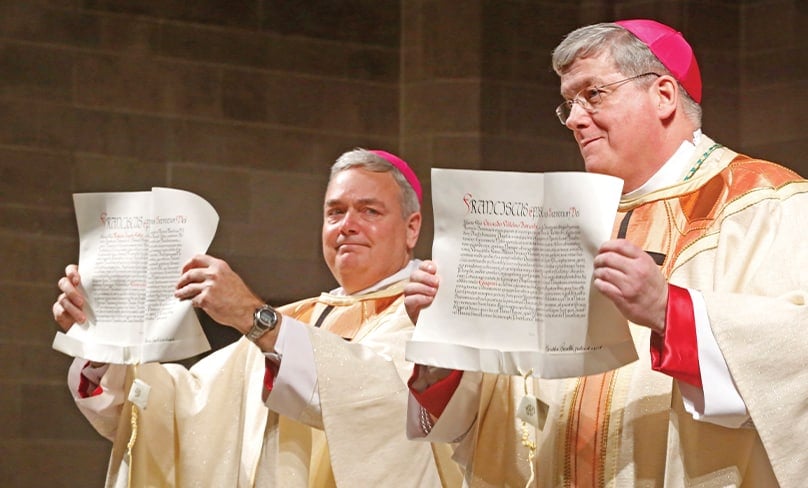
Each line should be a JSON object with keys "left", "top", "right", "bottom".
{"left": 592, "top": 239, "right": 668, "bottom": 334}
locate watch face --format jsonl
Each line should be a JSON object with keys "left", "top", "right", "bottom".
{"left": 259, "top": 307, "right": 276, "bottom": 326}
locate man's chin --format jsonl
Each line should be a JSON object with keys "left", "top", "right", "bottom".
{"left": 333, "top": 262, "right": 372, "bottom": 290}
{"left": 582, "top": 158, "right": 610, "bottom": 176}
{"left": 334, "top": 254, "right": 366, "bottom": 272}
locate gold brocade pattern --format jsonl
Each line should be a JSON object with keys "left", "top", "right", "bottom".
{"left": 279, "top": 282, "right": 407, "bottom": 341}
{"left": 272, "top": 281, "right": 409, "bottom": 487}
{"left": 560, "top": 147, "right": 805, "bottom": 486}
{"left": 448, "top": 137, "right": 808, "bottom": 487}
{"left": 563, "top": 371, "right": 617, "bottom": 487}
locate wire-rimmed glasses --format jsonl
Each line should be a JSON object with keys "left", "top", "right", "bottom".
{"left": 555, "top": 72, "right": 660, "bottom": 125}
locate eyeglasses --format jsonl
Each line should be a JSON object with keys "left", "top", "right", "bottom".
{"left": 555, "top": 72, "right": 660, "bottom": 125}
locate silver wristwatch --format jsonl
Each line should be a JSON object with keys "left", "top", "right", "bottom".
{"left": 246, "top": 304, "right": 280, "bottom": 342}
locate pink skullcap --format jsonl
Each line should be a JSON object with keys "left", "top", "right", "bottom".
{"left": 369, "top": 149, "right": 423, "bottom": 203}
{"left": 615, "top": 19, "right": 702, "bottom": 103}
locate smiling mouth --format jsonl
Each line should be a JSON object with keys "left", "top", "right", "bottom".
{"left": 579, "top": 135, "right": 599, "bottom": 146}
{"left": 336, "top": 242, "right": 367, "bottom": 251}
{"left": 579, "top": 136, "right": 605, "bottom": 151}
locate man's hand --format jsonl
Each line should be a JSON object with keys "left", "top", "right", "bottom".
{"left": 593, "top": 239, "right": 668, "bottom": 334}
{"left": 404, "top": 260, "right": 440, "bottom": 324}
{"left": 53, "top": 264, "right": 87, "bottom": 331}
{"left": 175, "top": 254, "right": 264, "bottom": 334}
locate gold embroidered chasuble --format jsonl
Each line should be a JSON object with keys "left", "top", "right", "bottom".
{"left": 98, "top": 280, "right": 458, "bottom": 487}
{"left": 456, "top": 136, "right": 808, "bottom": 487}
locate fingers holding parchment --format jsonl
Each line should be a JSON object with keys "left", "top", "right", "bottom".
{"left": 404, "top": 260, "right": 440, "bottom": 324}
{"left": 592, "top": 239, "right": 668, "bottom": 334}
{"left": 53, "top": 264, "right": 87, "bottom": 331}
{"left": 175, "top": 254, "right": 263, "bottom": 332}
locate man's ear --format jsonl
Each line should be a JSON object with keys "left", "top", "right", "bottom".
{"left": 406, "top": 211, "right": 422, "bottom": 250}
{"left": 655, "top": 75, "right": 678, "bottom": 119}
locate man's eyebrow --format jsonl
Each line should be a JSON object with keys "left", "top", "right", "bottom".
{"left": 357, "top": 197, "right": 386, "bottom": 206}
{"left": 561, "top": 75, "right": 599, "bottom": 98}
{"left": 324, "top": 197, "right": 386, "bottom": 207}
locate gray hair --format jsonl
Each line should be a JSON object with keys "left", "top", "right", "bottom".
{"left": 552, "top": 22, "right": 702, "bottom": 126}
{"left": 330, "top": 148, "right": 421, "bottom": 217}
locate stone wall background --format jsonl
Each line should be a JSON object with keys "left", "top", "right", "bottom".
{"left": 2, "top": 1, "right": 805, "bottom": 485}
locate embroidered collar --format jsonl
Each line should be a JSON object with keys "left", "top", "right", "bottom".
{"left": 623, "top": 129, "right": 702, "bottom": 199}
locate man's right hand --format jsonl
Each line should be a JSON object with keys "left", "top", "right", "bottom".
{"left": 53, "top": 264, "right": 86, "bottom": 332}
{"left": 404, "top": 260, "right": 440, "bottom": 324}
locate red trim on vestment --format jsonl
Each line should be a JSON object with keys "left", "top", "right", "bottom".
{"left": 650, "top": 284, "right": 702, "bottom": 387}
{"left": 78, "top": 361, "right": 103, "bottom": 398}
{"left": 408, "top": 368, "right": 463, "bottom": 417}
{"left": 263, "top": 357, "right": 279, "bottom": 392}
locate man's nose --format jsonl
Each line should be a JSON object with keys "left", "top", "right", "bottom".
{"left": 564, "top": 101, "right": 589, "bottom": 129}
{"left": 339, "top": 209, "right": 360, "bottom": 234}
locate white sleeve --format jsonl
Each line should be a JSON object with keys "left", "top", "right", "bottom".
{"left": 68, "top": 358, "right": 127, "bottom": 441}
{"left": 264, "top": 316, "right": 321, "bottom": 421}
{"left": 679, "top": 289, "right": 751, "bottom": 428}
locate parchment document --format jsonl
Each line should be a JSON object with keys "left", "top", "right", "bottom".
{"left": 52, "top": 187, "right": 219, "bottom": 364}
{"left": 406, "top": 169, "right": 638, "bottom": 378}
